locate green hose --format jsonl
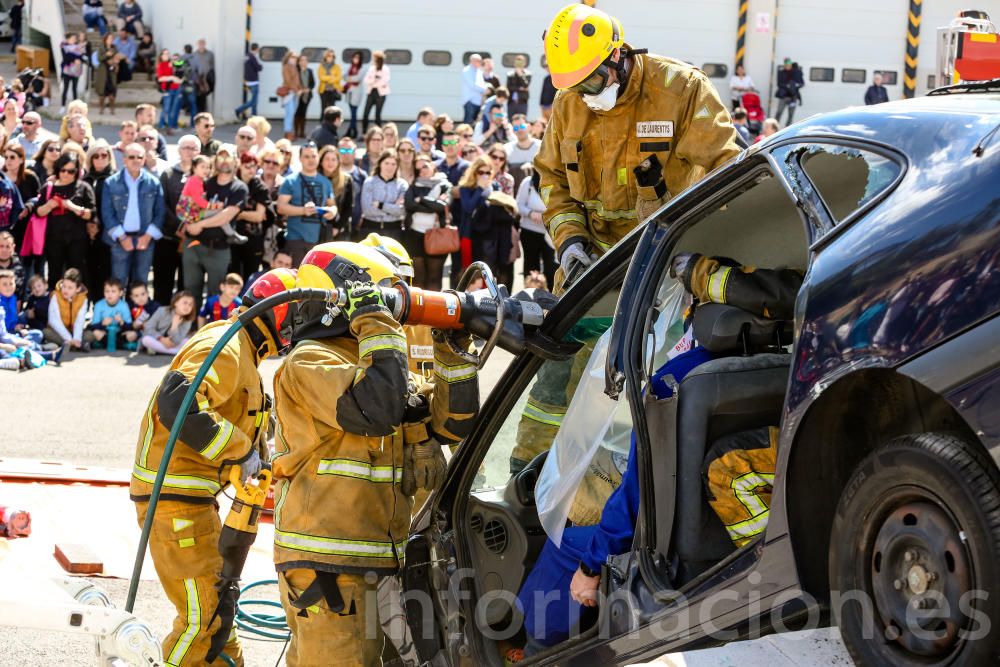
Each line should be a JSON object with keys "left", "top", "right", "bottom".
{"left": 125, "top": 288, "right": 335, "bottom": 615}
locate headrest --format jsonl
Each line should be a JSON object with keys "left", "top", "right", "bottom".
{"left": 692, "top": 303, "right": 791, "bottom": 354}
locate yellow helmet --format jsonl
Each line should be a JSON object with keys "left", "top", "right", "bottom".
{"left": 359, "top": 233, "right": 414, "bottom": 281}
{"left": 544, "top": 3, "right": 624, "bottom": 92}
{"left": 294, "top": 242, "right": 399, "bottom": 340}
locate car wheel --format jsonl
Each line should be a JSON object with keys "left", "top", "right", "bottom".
{"left": 830, "top": 433, "right": 1000, "bottom": 666}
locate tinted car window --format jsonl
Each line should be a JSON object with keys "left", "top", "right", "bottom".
{"left": 793, "top": 145, "right": 902, "bottom": 224}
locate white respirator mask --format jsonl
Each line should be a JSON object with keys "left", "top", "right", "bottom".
{"left": 582, "top": 82, "right": 620, "bottom": 112}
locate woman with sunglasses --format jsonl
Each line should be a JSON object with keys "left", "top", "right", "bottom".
{"left": 404, "top": 153, "right": 451, "bottom": 290}
{"left": 487, "top": 147, "right": 514, "bottom": 196}
{"left": 317, "top": 144, "right": 352, "bottom": 240}
{"left": 3, "top": 141, "right": 40, "bottom": 248}
{"left": 232, "top": 151, "right": 270, "bottom": 281}
{"left": 31, "top": 139, "right": 62, "bottom": 184}
{"left": 33, "top": 152, "right": 96, "bottom": 289}
{"left": 456, "top": 154, "right": 495, "bottom": 272}
{"left": 461, "top": 153, "right": 519, "bottom": 287}
{"left": 395, "top": 138, "right": 417, "bottom": 185}
{"left": 83, "top": 140, "right": 117, "bottom": 295}
{"left": 257, "top": 147, "right": 285, "bottom": 264}
{"left": 274, "top": 138, "right": 295, "bottom": 177}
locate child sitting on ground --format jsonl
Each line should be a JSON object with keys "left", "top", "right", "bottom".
{"left": 0, "top": 270, "right": 63, "bottom": 369}
{"left": 126, "top": 280, "right": 160, "bottom": 349}
{"left": 44, "top": 268, "right": 90, "bottom": 352}
{"left": 140, "top": 290, "right": 197, "bottom": 356}
{"left": 84, "top": 277, "right": 132, "bottom": 350}
{"left": 198, "top": 272, "right": 243, "bottom": 328}
{"left": 177, "top": 155, "right": 248, "bottom": 245}
{"left": 18, "top": 275, "right": 50, "bottom": 335}
{"left": 0, "top": 269, "right": 17, "bottom": 334}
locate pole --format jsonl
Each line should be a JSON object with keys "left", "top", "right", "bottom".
{"left": 903, "top": 0, "right": 922, "bottom": 98}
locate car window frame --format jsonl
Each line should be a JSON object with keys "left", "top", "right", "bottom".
{"left": 768, "top": 136, "right": 908, "bottom": 252}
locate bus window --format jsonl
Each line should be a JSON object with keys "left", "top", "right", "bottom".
{"left": 876, "top": 70, "right": 898, "bottom": 85}
{"left": 385, "top": 50, "right": 412, "bottom": 65}
{"left": 301, "top": 48, "right": 327, "bottom": 61}
{"left": 423, "top": 50, "right": 452, "bottom": 66}
{"left": 259, "top": 46, "right": 287, "bottom": 63}
{"left": 463, "top": 51, "right": 492, "bottom": 65}
{"left": 342, "top": 48, "right": 371, "bottom": 64}
{"left": 842, "top": 68, "right": 866, "bottom": 84}
{"left": 810, "top": 67, "right": 835, "bottom": 82}
{"left": 702, "top": 63, "right": 728, "bottom": 78}
{"left": 502, "top": 52, "right": 530, "bottom": 68}
{"left": 928, "top": 74, "right": 937, "bottom": 88}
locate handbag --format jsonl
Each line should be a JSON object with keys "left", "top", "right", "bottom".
{"left": 424, "top": 222, "right": 460, "bottom": 256}
{"left": 276, "top": 85, "right": 290, "bottom": 97}
{"left": 21, "top": 183, "right": 53, "bottom": 257}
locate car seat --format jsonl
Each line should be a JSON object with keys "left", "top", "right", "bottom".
{"left": 670, "top": 303, "right": 791, "bottom": 584}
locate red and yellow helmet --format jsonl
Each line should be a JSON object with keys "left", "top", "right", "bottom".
{"left": 544, "top": 4, "right": 624, "bottom": 92}
{"left": 241, "top": 267, "right": 298, "bottom": 354}
{"left": 294, "top": 242, "right": 399, "bottom": 340}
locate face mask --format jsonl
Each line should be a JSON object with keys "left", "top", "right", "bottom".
{"left": 582, "top": 82, "right": 620, "bottom": 112}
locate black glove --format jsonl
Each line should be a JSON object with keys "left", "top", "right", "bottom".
{"left": 205, "top": 580, "right": 239, "bottom": 664}
{"left": 342, "top": 280, "right": 389, "bottom": 321}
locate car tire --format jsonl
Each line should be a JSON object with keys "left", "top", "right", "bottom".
{"left": 830, "top": 432, "right": 1000, "bottom": 666}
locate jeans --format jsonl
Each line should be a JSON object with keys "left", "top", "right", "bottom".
{"left": 282, "top": 94, "right": 297, "bottom": 134}
{"left": 61, "top": 75, "right": 79, "bottom": 106}
{"left": 775, "top": 98, "right": 797, "bottom": 126}
{"left": 463, "top": 101, "right": 481, "bottom": 124}
{"left": 182, "top": 240, "right": 230, "bottom": 308}
{"left": 159, "top": 88, "right": 179, "bottom": 128}
{"left": 234, "top": 82, "right": 259, "bottom": 117}
{"left": 347, "top": 104, "right": 359, "bottom": 138}
{"left": 110, "top": 238, "right": 155, "bottom": 285}
{"left": 83, "top": 12, "right": 108, "bottom": 35}
{"left": 362, "top": 91, "right": 385, "bottom": 133}
{"left": 10, "top": 27, "right": 21, "bottom": 51}
{"left": 174, "top": 88, "right": 198, "bottom": 127}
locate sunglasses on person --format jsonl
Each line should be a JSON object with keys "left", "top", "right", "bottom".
{"left": 139, "top": 136, "right": 157, "bottom": 143}
{"left": 279, "top": 148, "right": 292, "bottom": 155}
{"left": 418, "top": 134, "right": 434, "bottom": 141}
{"left": 46, "top": 145, "right": 61, "bottom": 153}
{"left": 338, "top": 148, "right": 354, "bottom": 154}
{"left": 398, "top": 147, "right": 414, "bottom": 153}
{"left": 513, "top": 123, "right": 528, "bottom": 131}
{"left": 461, "top": 133, "right": 473, "bottom": 139}
{"left": 93, "top": 152, "right": 110, "bottom": 159}
{"left": 237, "top": 133, "right": 254, "bottom": 140}
{"left": 22, "top": 120, "right": 37, "bottom": 126}
{"left": 490, "top": 153, "right": 505, "bottom": 161}
{"left": 441, "top": 139, "right": 458, "bottom": 147}
{"left": 126, "top": 154, "right": 144, "bottom": 161}
{"left": 262, "top": 159, "right": 280, "bottom": 166}
{"left": 59, "top": 167, "right": 78, "bottom": 175}
{"left": 476, "top": 169, "right": 491, "bottom": 176}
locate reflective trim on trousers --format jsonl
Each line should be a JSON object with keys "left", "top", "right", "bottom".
{"left": 521, "top": 399, "right": 565, "bottom": 427}
{"left": 274, "top": 529, "right": 406, "bottom": 558}
{"left": 731, "top": 471, "right": 774, "bottom": 517}
{"left": 316, "top": 458, "right": 403, "bottom": 483}
{"left": 132, "top": 464, "right": 222, "bottom": 495}
{"left": 165, "top": 578, "right": 200, "bottom": 666}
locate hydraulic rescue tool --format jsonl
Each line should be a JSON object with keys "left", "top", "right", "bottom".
{"left": 206, "top": 467, "right": 273, "bottom": 664}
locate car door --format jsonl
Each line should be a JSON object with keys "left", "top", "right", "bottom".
{"left": 397, "top": 229, "right": 641, "bottom": 666}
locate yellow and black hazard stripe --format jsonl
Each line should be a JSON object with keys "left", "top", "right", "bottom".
{"left": 903, "top": 0, "right": 922, "bottom": 98}
{"left": 244, "top": 0, "right": 252, "bottom": 47}
{"left": 735, "top": 0, "right": 748, "bottom": 68}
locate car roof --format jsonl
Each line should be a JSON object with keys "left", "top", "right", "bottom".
{"left": 757, "top": 93, "right": 1000, "bottom": 162}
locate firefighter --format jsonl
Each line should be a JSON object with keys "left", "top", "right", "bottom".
{"left": 271, "top": 242, "right": 478, "bottom": 666}
{"left": 536, "top": 3, "right": 742, "bottom": 294}
{"left": 130, "top": 268, "right": 298, "bottom": 667}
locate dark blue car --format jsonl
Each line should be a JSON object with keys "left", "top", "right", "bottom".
{"left": 396, "top": 83, "right": 1000, "bottom": 666}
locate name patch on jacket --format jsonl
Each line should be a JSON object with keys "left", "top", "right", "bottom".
{"left": 636, "top": 121, "right": 674, "bottom": 138}
{"left": 410, "top": 344, "right": 433, "bottom": 359}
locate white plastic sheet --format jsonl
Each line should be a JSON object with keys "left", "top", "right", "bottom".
{"left": 535, "top": 281, "right": 690, "bottom": 545}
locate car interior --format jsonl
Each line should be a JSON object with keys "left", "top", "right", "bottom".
{"left": 445, "top": 153, "right": 894, "bottom": 662}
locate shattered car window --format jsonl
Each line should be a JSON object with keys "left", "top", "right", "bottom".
{"left": 790, "top": 144, "right": 901, "bottom": 225}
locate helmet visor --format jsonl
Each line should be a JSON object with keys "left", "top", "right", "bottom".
{"left": 569, "top": 63, "right": 612, "bottom": 96}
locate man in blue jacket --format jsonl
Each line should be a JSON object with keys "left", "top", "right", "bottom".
{"left": 102, "top": 142, "right": 165, "bottom": 285}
